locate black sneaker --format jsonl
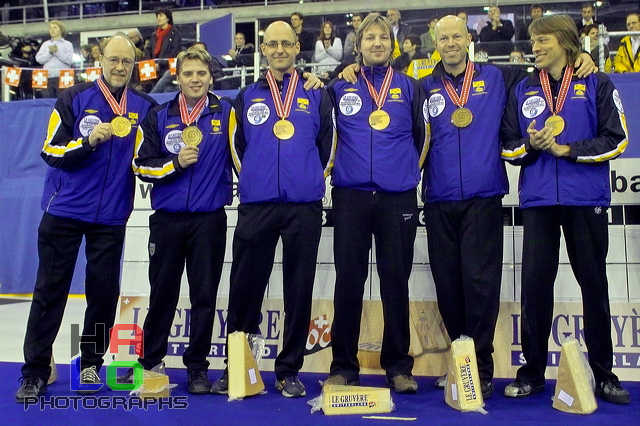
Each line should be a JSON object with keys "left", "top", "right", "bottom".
{"left": 188, "top": 370, "right": 211, "bottom": 395}
{"left": 597, "top": 377, "right": 630, "bottom": 405}
{"left": 210, "top": 368, "right": 228, "bottom": 394}
{"left": 504, "top": 378, "right": 545, "bottom": 398}
{"left": 77, "top": 366, "right": 101, "bottom": 395}
{"left": 117, "top": 368, "right": 134, "bottom": 384}
{"left": 275, "top": 376, "right": 306, "bottom": 398}
{"left": 118, "top": 361, "right": 164, "bottom": 383}
{"left": 481, "top": 380, "right": 494, "bottom": 399}
{"left": 15, "top": 374, "right": 47, "bottom": 403}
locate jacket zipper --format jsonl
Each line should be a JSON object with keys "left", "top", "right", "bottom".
{"left": 94, "top": 140, "right": 112, "bottom": 222}
{"left": 370, "top": 69, "right": 375, "bottom": 185}
{"left": 186, "top": 166, "right": 194, "bottom": 211}
{"left": 46, "top": 192, "right": 57, "bottom": 211}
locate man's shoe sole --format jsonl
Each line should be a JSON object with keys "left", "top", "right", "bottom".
{"left": 596, "top": 388, "right": 631, "bottom": 405}
{"left": 189, "top": 387, "right": 212, "bottom": 395}
{"left": 15, "top": 387, "right": 47, "bottom": 404}
{"left": 504, "top": 383, "right": 545, "bottom": 398}
{"left": 280, "top": 388, "right": 306, "bottom": 398}
{"left": 76, "top": 389, "right": 100, "bottom": 395}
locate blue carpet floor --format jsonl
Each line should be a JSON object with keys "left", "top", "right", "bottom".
{"left": 2, "top": 362, "right": 638, "bottom": 425}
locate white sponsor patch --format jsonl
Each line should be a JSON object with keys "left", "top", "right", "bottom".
{"left": 247, "top": 102, "right": 270, "bottom": 125}
{"left": 521, "top": 96, "right": 546, "bottom": 119}
{"left": 164, "top": 130, "right": 184, "bottom": 154}
{"left": 338, "top": 93, "right": 362, "bottom": 116}
{"left": 428, "top": 93, "right": 446, "bottom": 118}
{"left": 612, "top": 89, "right": 624, "bottom": 113}
{"left": 422, "top": 99, "right": 430, "bottom": 123}
{"left": 78, "top": 115, "right": 102, "bottom": 137}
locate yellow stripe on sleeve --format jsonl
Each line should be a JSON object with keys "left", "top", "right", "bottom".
{"left": 229, "top": 107, "right": 242, "bottom": 173}
{"left": 323, "top": 109, "right": 338, "bottom": 178}
{"left": 41, "top": 109, "right": 84, "bottom": 157}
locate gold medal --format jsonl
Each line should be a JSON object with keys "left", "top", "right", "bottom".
{"left": 544, "top": 115, "right": 565, "bottom": 137}
{"left": 539, "top": 67, "right": 573, "bottom": 138}
{"left": 273, "top": 119, "right": 295, "bottom": 140}
{"left": 111, "top": 116, "right": 132, "bottom": 137}
{"left": 369, "top": 109, "right": 390, "bottom": 130}
{"left": 451, "top": 107, "right": 473, "bottom": 128}
{"left": 182, "top": 125, "right": 203, "bottom": 146}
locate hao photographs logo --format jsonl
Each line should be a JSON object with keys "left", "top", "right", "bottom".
{"left": 24, "top": 323, "right": 190, "bottom": 411}
{"left": 69, "top": 323, "right": 144, "bottom": 393}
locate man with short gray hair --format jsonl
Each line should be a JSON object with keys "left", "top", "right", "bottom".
{"left": 16, "top": 35, "right": 157, "bottom": 402}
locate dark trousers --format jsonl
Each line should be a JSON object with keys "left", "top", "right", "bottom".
{"left": 43, "top": 78, "right": 62, "bottom": 99}
{"left": 22, "top": 213, "right": 125, "bottom": 381}
{"left": 139, "top": 209, "right": 227, "bottom": 372}
{"left": 226, "top": 202, "right": 322, "bottom": 380}
{"left": 516, "top": 205, "right": 617, "bottom": 386}
{"left": 424, "top": 196, "right": 503, "bottom": 381}
{"left": 330, "top": 187, "right": 417, "bottom": 381}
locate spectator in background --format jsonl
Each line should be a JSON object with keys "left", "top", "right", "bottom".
{"left": 393, "top": 34, "right": 428, "bottom": 73}
{"left": 290, "top": 12, "right": 315, "bottom": 62}
{"left": 580, "top": 24, "right": 611, "bottom": 72}
{"left": 145, "top": 8, "right": 182, "bottom": 70}
{"left": 420, "top": 16, "right": 438, "bottom": 56}
{"left": 613, "top": 12, "right": 640, "bottom": 73}
{"left": 90, "top": 44, "right": 101, "bottom": 67}
{"left": 576, "top": 2, "right": 603, "bottom": 33}
{"left": 458, "top": 11, "right": 478, "bottom": 42}
{"left": 343, "top": 13, "right": 363, "bottom": 65}
{"left": 228, "top": 32, "right": 254, "bottom": 67}
{"left": 145, "top": 9, "right": 183, "bottom": 92}
{"left": 127, "top": 28, "right": 145, "bottom": 61}
{"left": 518, "top": 4, "right": 544, "bottom": 42}
{"left": 80, "top": 44, "right": 92, "bottom": 65}
{"left": 35, "top": 19, "right": 74, "bottom": 98}
{"left": 479, "top": 5, "right": 515, "bottom": 57}
{"left": 509, "top": 48, "right": 526, "bottom": 63}
{"left": 387, "top": 8, "right": 411, "bottom": 58}
{"left": 9, "top": 37, "right": 39, "bottom": 100}
{"left": 314, "top": 21, "right": 342, "bottom": 76}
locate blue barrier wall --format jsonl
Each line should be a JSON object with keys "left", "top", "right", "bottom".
{"left": 0, "top": 75, "right": 638, "bottom": 294}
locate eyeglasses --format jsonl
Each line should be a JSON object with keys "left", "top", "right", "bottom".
{"left": 263, "top": 40, "right": 297, "bottom": 50}
{"left": 103, "top": 56, "right": 134, "bottom": 68}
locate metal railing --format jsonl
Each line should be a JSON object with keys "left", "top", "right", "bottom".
{"left": 0, "top": 0, "right": 305, "bottom": 24}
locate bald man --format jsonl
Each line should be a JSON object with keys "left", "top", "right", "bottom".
{"left": 420, "top": 16, "right": 596, "bottom": 399}
{"left": 210, "top": 21, "right": 335, "bottom": 398}
{"left": 16, "top": 35, "right": 157, "bottom": 402}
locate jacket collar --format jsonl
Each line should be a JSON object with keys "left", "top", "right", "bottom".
{"left": 256, "top": 68, "right": 303, "bottom": 87}
{"left": 431, "top": 58, "right": 480, "bottom": 81}
{"left": 167, "top": 92, "right": 222, "bottom": 116}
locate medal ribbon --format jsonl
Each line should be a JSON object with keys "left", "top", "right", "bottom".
{"left": 361, "top": 67, "right": 394, "bottom": 110}
{"left": 97, "top": 77, "right": 127, "bottom": 116}
{"left": 266, "top": 69, "right": 299, "bottom": 120}
{"left": 441, "top": 59, "right": 474, "bottom": 108}
{"left": 539, "top": 67, "right": 574, "bottom": 116}
{"left": 179, "top": 92, "right": 208, "bottom": 125}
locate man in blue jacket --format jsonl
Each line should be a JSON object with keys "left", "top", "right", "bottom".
{"left": 501, "top": 14, "right": 630, "bottom": 405}
{"left": 16, "top": 35, "right": 157, "bottom": 402}
{"left": 131, "top": 46, "right": 233, "bottom": 394}
{"left": 210, "top": 21, "right": 335, "bottom": 398}
{"left": 325, "top": 13, "right": 428, "bottom": 394}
